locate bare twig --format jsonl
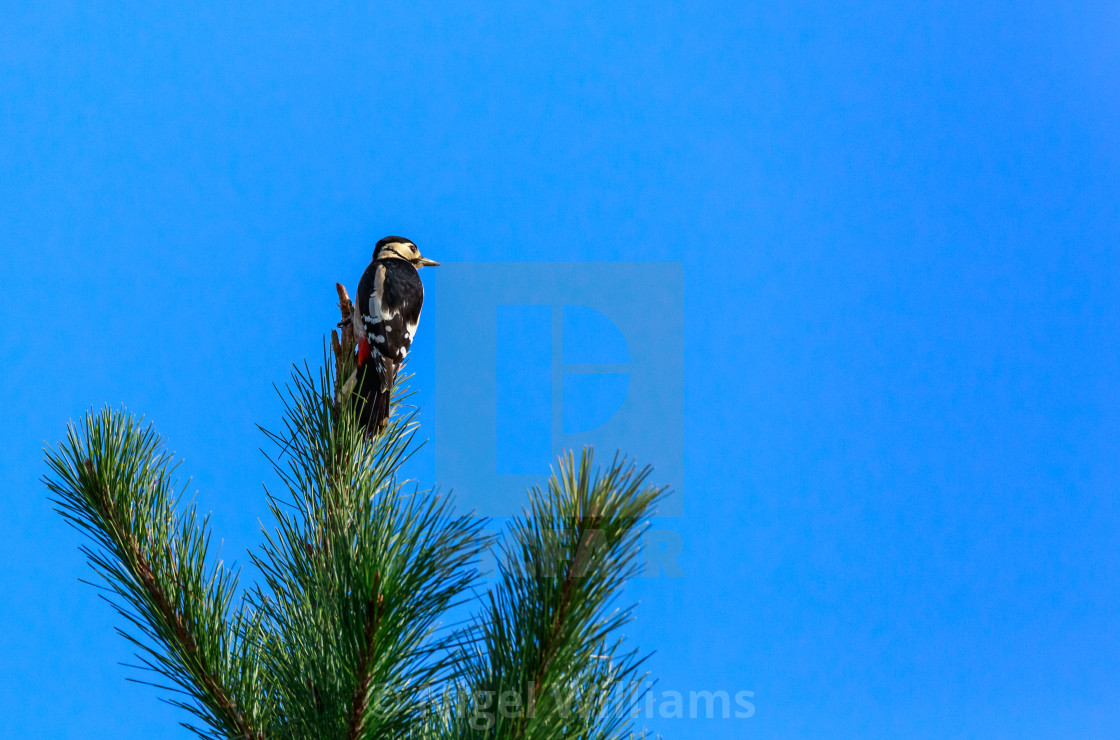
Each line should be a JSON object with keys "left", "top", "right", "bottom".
{"left": 334, "top": 283, "right": 356, "bottom": 390}
{"left": 334, "top": 282, "right": 361, "bottom": 407}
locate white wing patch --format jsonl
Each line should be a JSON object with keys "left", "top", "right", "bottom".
{"left": 405, "top": 306, "right": 421, "bottom": 344}
{"left": 370, "top": 264, "right": 397, "bottom": 320}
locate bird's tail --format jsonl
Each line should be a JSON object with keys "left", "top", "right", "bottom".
{"left": 356, "top": 357, "right": 396, "bottom": 435}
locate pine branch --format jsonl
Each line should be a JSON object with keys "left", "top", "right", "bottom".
{"left": 96, "top": 467, "right": 258, "bottom": 739}
{"left": 46, "top": 280, "right": 666, "bottom": 740}
{"left": 346, "top": 575, "right": 383, "bottom": 740}
{"left": 527, "top": 517, "right": 583, "bottom": 703}
{"left": 251, "top": 349, "right": 488, "bottom": 740}
{"left": 44, "top": 409, "right": 267, "bottom": 740}
{"left": 449, "top": 450, "right": 665, "bottom": 740}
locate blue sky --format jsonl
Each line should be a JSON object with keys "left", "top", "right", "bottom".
{"left": 3, "top": 2, "right": 1119, "bottom": 738}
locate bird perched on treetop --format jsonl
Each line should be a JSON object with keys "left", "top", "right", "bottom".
{"left": 352, "top": 236, "right": 439, "bottom": 434}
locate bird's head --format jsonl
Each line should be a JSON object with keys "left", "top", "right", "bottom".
{"left": 372, "top": 236, "right": 440, "bottom": 268}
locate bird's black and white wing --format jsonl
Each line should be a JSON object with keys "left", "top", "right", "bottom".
{"left": 355, "top": 260, "right": 424, "bottom": 364}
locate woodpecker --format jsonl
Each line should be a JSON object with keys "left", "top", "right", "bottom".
{"left": 352, "top": 236, "right": 439, "bottom": 434}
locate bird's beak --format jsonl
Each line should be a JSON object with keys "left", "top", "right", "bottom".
{"left": 417, "top": 257, "right": 441, "bottom": 267}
